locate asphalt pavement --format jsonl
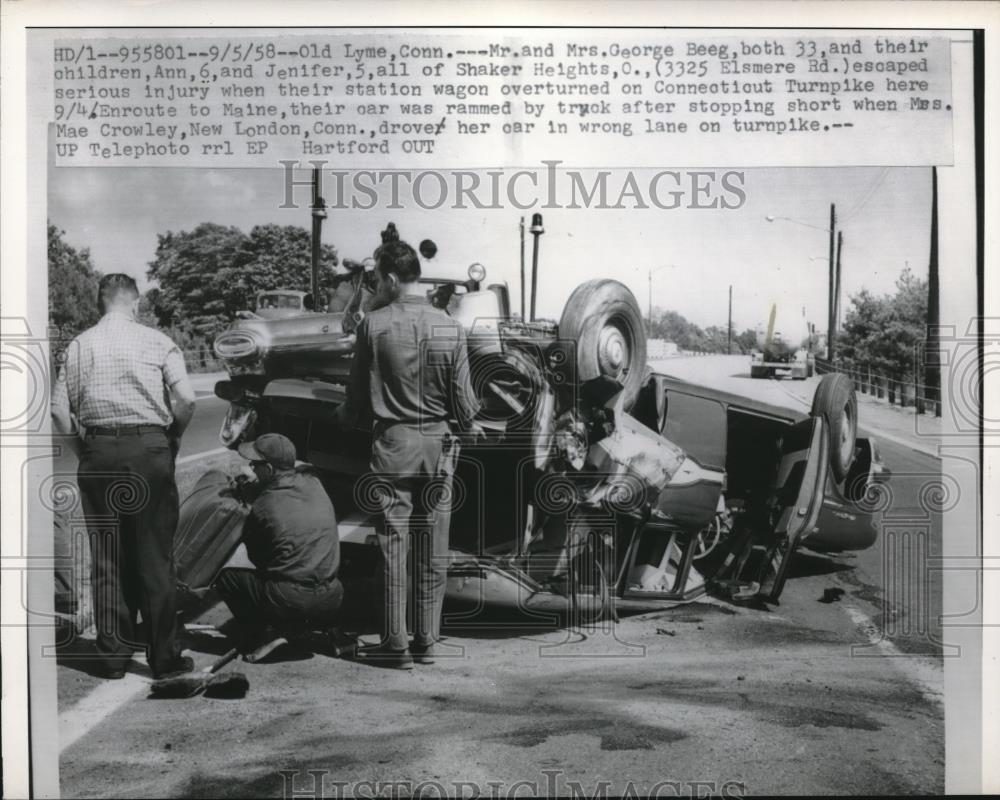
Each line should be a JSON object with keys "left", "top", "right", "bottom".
{"left": 53, "top": 358, "right": 947, "bottom": 797}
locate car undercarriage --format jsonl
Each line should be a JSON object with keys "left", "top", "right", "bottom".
{"left": 202, "top": 248, "right": 887, "bottom": 619}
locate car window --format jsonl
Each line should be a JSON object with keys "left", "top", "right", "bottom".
{"left": 663, "top": 390, "right": 727, "bottom": 472}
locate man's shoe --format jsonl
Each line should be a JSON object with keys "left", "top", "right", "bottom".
{"left": 410, "top": 642, "right": 436, "bottom": 665}
{"left": 355, "top": 642, "right": 413, "bottom": 670}
{"left": 152, "top": 655, "right": 194, "bottom": 680}
{"left": 103, "top": 665, "right": 127, "bottom": 680}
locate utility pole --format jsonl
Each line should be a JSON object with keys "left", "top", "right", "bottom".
{"left": 529, "top": 213, "right": 544, "bottom": 321}
{"left": 310, "top": 167, "right": 327, "bottom": 308}
{"left": 925, "top": 166, "right": 940, "bottom": 416}
{"left": 727, "top": 284, "right": 732, "bottom": 354}
{"left": 826, "top": 203, "right": 837, "bottom": 362}
{"left": 833, "top": 231, "right": 843, "bottom": 330}
{"left": 648, "top": 268, "right": 653, "bottom": 337}
{"left": 519, "top": 216, "right": 526, "bottom": 320}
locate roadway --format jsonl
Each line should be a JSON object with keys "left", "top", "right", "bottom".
{"left": 54, "top": 357, "right": 946, "bottom": 796}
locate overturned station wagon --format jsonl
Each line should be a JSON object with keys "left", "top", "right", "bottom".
{"left": 209, "top": 220, "right": 889, "bottom": 619}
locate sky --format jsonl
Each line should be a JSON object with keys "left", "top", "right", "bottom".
{"left": 48, "top": 165, "right": 933, "bottom": 333}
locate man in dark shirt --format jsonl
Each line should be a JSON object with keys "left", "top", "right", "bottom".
{"left": 339, "top": 239, "right": 480, "bottom": 668}
{"left": 213, "top": 434, "right": 343, "bottom": 639}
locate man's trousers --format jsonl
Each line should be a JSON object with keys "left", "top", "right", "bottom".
{"left": 370, "top": 421, "right": 459, "bottom": 650}
{"left": 77, "top": 428, "right": 182, "bottom": 675}
{"left": 214, "top": 568, "right": 344, "bottom": 627}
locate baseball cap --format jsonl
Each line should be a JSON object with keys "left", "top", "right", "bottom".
{"left": 238, "top": 433, "right": 297, "bottom": 470}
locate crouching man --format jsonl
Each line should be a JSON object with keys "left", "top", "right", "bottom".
{"left": 213, "top": 434, "right": 343, "bottom": 650}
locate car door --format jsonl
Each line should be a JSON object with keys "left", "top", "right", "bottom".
{"left": 760, "top": 415, "right": 830, "bottom": 602}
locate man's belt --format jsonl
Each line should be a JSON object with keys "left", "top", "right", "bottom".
{"left": 270, "top": 573, "right": 340, "bottom": 588}
{"left": 86, "top": 424, "right": 169, "bottom": 437}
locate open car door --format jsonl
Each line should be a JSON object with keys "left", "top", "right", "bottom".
{"left": 761, "top": 415, "right": 830, "bottom": 602}
{"left": 715, "top": 415, "right": 829, "bottom": 604}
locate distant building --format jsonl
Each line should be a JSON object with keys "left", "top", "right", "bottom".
{"left": 648, "top": 339, "right": 679, "bottom": 358}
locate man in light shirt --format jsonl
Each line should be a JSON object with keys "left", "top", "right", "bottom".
{"left": 51, "top": 274, "right": 196, "bottom": 680}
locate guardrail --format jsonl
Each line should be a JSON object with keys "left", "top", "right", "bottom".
{"left": 815, "top": 358, "right": 941, "bottom": 417}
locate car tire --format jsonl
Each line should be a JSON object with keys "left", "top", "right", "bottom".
{"left": 811, "top": 373, "right": 857, "bottom": 483}
{"left": 559, "top": 279, "right": 646, "bottom": 410}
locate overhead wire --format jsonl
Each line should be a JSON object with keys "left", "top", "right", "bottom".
{"left": 839, "top": 167, "right": 891, "bottom": 223}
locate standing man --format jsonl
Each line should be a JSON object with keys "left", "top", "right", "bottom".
{"left": 51, "top": 274, "right": 196, "bottom": 679}
{"left": 339, "top": 240, "right": 480, "bottom": 668}
{"left": 213, "top": 433, "right": 343, "bottom": 649}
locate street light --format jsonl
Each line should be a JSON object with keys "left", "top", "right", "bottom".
{"left": 765, "top": 205, "right": 838, "bottom": 361}
{"left": 765, "top": 215, "right": 831, "bottom": 233}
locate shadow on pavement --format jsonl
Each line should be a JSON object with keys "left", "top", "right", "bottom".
{"left": 785, "top": 551, "right": 856, "bottom": 580}
{"left": 55, "top": 634, "right": 152, "bottom": 680}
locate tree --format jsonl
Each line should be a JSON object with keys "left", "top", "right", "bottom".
{"left": 652, "top": 310, "right": 707, "bottom": 351}
{"left": 147, "top": 223, "right": 339, "bottom": 341}
{"left": 839, "top": 268, "right": 928, "bottom": 400}
{"left": 702, "top": 325, "right": 732, "bottom": 353}
{"left": 48, "top": 223, "right": 101, "bottom": 339}
{"left": 146, "top": 223, "right": 249, "bottom": 337}
{"left": 233, "top": 224, "right": 340, "bottom": 317}
{"left": 734, "top": 328, "right": 758, "bottom": 354}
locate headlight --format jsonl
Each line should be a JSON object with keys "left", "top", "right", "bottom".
{"left": 214, "top": 332, "right": 259, "bottom": 360}
{"left": 468, "top": 263, "right": 486, "bottom": 282}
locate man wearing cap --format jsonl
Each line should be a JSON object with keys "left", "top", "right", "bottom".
{"left": 338, "top": 239, "right": 481, "bottom": 669}
{"left": 51, "top": 273, "right": 196, "bottom": 680}
{"left": 213, "top": 433, "right": 343, "bottom": 641}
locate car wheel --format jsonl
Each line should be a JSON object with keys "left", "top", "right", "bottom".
{"left": 811, "top": 373, "right": 857, "bottom": 483}
{"left": 559, "top": 279, "right": 646, "bottom": 409}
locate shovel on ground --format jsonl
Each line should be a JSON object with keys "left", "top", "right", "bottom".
{"left": 149, "top": 648, "right": 249, "bottom": 699}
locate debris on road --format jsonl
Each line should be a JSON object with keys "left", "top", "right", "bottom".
{"left": 202, "top": 672, "right": 249, "bottom": 699}
{"left": 243, "top": 633, "right": 289, "bottom": 664}
{"left": 819, "top": 587, "right": 847, "bottom": 604}
{"left": 149, "top": 648, "right": 245, "bottom": 699}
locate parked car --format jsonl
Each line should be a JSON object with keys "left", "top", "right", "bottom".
{"left": 209, "top": 240, "right": 887, "bottom": 617}
{"left": 236, "top": 290, "right": 318, "bottom": 320}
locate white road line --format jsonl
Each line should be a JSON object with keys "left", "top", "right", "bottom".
{"left": 59, "top": 667, "right": 150, "bottom": 752}
{"left": 176, "top": 446, "right": 229, "bottom": 465}
{"left": 841, "top": 603, "right": 944, "bottom": 706}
